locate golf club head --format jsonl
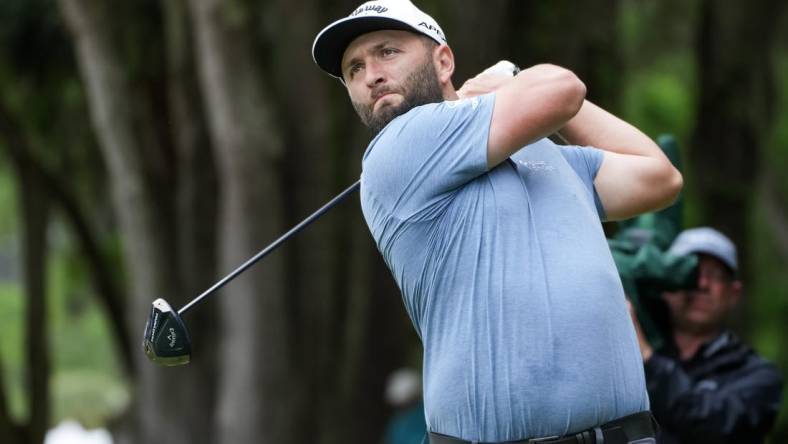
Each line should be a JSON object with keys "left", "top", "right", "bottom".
{"left": 143, "top": 298, "right": 192, "bottom": 366}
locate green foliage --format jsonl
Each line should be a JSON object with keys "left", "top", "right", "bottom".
{"left": 623, "top": 69, "right": 695, "bottom": 143}
{"left": 0, "top": 0, "right": 124, "bottom": 429}
{"left": 0, "top": 0, "right": 72, "bottom": 83}
{"left": 0, "top": 164, "right": 17, "bottom": 242}
{"left": 748, "top": 212, "right": 788, "bottom": 361}
{"left": 0, "top": 245, "right": 129, "bottom": 427}
{"left": 750, "top": 205, "right": 788, "bottom": 442}
{"left": 619, "top": 0, "right": 699, "bottom": 67}
{"left": 0, "top": 283, "right": 25, "bottom": 421}
{"left": 47, "top": 243, "right": 130, "bottom": 426}
{"left": 756, "top": 52, "right": 788, "bottom": 444}
{"left": 51, "top": 371, "right": 129, "bottom": 429}
{"left": 0, "top": 0, "right": 107, "bottom": 205}
{"left": 618, "top": 0, "right": 705, "bottom": 228}
{"left": 768, "top": 57, "right": 788, "bottom": 196}
{"left": 620, "top": 55, "right": 704, "bottom": 228}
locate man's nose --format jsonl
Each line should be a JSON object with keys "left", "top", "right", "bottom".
{"left": 697, "top": 269, "right": 713, "bottom": 290}
{"left": 364, "top": 62, "right": 386, "bottom": 87}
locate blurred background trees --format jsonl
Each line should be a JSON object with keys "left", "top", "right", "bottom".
{"left": 0, "top": 0, "right": 785, "bottom": 443}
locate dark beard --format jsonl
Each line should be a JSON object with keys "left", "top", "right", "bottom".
{"left": 352, "top": 58, "right": 444, "bottom": 134}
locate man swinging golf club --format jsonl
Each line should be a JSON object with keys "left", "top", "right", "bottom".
{"left": 313, "top": 1, "right": 682, "bottom": 443}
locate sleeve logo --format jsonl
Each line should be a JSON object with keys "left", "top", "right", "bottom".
{"left": 447, "top": 96, "right": 480, "bottom": 110}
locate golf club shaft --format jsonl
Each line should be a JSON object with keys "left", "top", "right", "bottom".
{"left": 178, "top": 180, "right": 361, "bottom": 315}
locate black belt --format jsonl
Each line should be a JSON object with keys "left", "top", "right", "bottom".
{"left": 428, "top": 411, "right": 657, "bottom": 444}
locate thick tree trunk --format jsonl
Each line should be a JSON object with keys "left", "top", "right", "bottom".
{"left": 0, "top": 97, "right": 133, "bottom": 376}
{"left": 0, "top": 99, "right": 52, "bottom": 444}
{"left": 759, "top": 172, "right": 788, "bottom": 262}
{"left": 57, "top": 1, "right": 197, "bottom": 443}
{"left": 20, "top": 161, "right": 51, "bottom": 444}
{"left": 0, "top": 96, "right": 52, "bottom": 444}
{"left": 188, "top": 0, "right": 292, "bottom": 442}
{"left": 264, "top": 0, "right": 352, "bottom": 440}
{"left": 163, "top": 0, "right": 220, "bottom": 442}
{"left": 691, "top": 0, "right": 785, "bottom": 255}
{"left": 436, "top": 1, "right": 624, "bottom": 112}
{"left": 497, "top": 0, "right": 623, "bottom": 112}
{"left": 263, "top": 2, "right": 424, "bottom": 441}
{"left": 0, "top": 352, "right": 25, "bottom": 444}
{"left": 0, "top": 191, "right": 49, "bottom": 444}
{"left": 441, "top": 0, "right": 510, "bottom": 81}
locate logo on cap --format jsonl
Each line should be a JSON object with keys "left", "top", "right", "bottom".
{"left": 351, "top": 5, "right": 389, "bottom": 16}
{"left": 418, "top": 21, "right": 445, "bottom": 41}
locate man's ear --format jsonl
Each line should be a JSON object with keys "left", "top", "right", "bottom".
{"left": 433, "top": 44, "right": 455, "bottom": 85}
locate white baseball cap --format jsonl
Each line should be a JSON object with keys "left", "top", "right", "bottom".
{"left": 669, "top": 227, "right": 738, "bottom": 273}
{"left": 312, "top": 0, "right": 447, "bottom": 79}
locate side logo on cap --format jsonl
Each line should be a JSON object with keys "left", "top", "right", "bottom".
{"left": 351, "top": 5, "right": 389, "bottom": 16}
{"left": 418, "top": 22, "right": 445, "bottom": 40}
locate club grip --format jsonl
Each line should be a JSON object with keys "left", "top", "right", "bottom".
{"left": 481, "top": 60, "right": 520, "bottom": 77}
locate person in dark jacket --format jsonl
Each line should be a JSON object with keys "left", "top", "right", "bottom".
{"left": 630, "top": 227, "right": 783, "bottom": 444}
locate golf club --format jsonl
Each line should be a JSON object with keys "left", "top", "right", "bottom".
{"left": 143, "top": 180, "right": 360, "bottom": 366}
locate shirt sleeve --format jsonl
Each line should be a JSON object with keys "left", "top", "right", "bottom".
{"left": 361, "top": 93, "right": 495, "bottom": 221}
{"left": 558, "top": 145, "right": 606, "bottom": 220}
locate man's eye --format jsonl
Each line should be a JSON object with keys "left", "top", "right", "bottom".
{"left": 348, "top": 64, "right": 363, "bottom": 77}
{"left": 382, "top": 48, "right": 398, "bottom": 56}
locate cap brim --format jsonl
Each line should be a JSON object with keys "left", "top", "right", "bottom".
{"left": 683, "top": 247, "right": 738, "bottom": 273}
{"left": 313, "top": 16, "right": 427, "bottom": 79}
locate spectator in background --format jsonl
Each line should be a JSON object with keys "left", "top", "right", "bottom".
{"left": 630, "top": 227, "right": 783, "bottom": 444}
{"left": 382, "top": 368, "right": 426, "bottom": 444}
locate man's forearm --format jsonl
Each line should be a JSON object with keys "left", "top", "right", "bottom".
{"left": 558, "top": 100, "right": 665, "bottom": 160}
{"left": 558, "top": 99, "right": 682, "bottom": 219}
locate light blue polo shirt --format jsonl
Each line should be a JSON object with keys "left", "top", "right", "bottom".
{"left": 360, "top": 93, "right": 649, "bottom": 442}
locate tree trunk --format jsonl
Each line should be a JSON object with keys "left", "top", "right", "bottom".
{"left": 691, "top": 0, "right": 786, "bottom": 257}
{"left": 497, "top": 0, "right": 623, "bottom": 112}
{"left": 20, "top": 157, "right": 51, "bottom": 444}
{"left": 0, "top": 97, "right": 133, "bottom": 376}
{"left": 163, "top": 0, "right": 220, "bottom": 442}
{"left": 0, "top": 94, "right": 52, "bottom": 444}
{"left": 58, "top": 1, "right": 195, "bottom": 443}
{"left": 0, "top": 351, "right": 25, "bottom": 444}
{"left": 759, "top": 172, "right": 788, "bottom": 262}
{"left": 262, "top": 2, "right": 425, "bottom": 440}
{"left": 264, "top": 0, "right": 354, "bottom": 440}
{"left": 188, "top": 0, "right": 292, "bottom": 442}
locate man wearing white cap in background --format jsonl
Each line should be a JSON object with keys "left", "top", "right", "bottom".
{"left": 313, "top": 1, "right": 683, "bottom": 443}
{"left": 630, "top": 227, "right": 783, "bottom": 444}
